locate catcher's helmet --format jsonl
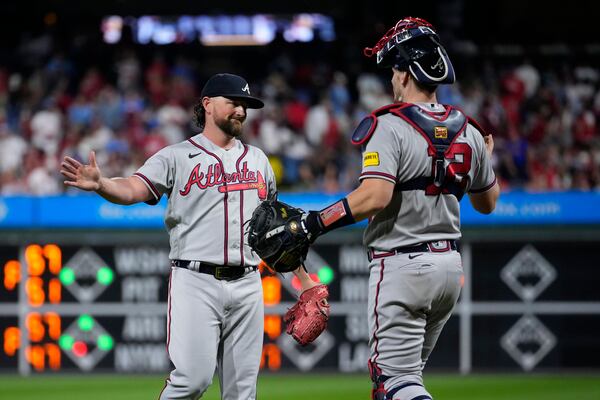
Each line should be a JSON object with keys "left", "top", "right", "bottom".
{"left": 364, "top": 17, "right": 455, "bottom": 85}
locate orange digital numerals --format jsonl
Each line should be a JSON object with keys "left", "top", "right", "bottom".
{"left": 25, "top": 244, "right": 62, "bottom": 276}
{"left": 22, "top": 244, "right": 62, "bottom": 307}
{"left": 26, "top": 312, "right": 61, "bottom": 342}
{"left": 3, "top": 327, "right": 19, "bottom": 356}
{"left": 26, "top": 344, "right": 61, "bottom": 371}
{"left": 262, "top": 276, "right": 281, "bottom": 306}
{"left": 264, "top": 315, "right": 282, "bottom": 339}
{"left": 3, "top": 260, "right": 20, "bottom": 291}
{"left": 4, "top": 313, "right": 62, "bottom": 371}
{"left": 4, "top": 244, "right": 63, "bottom": 296}
{"left": 260, "top": 343, "right": 281, "bottom": 370}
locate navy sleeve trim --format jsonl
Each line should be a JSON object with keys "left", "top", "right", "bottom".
{"left": 469, "top": 176, "right": 497, "bottom": 193}
{"left": 359, "top": 171, "right": 397, "bottom": 184}
{"left": 133, "top": 172, "right": 161, "bottom": 204}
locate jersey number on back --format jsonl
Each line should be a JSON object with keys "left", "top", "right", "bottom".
{"left": 425, "top": 143, "right": 472, "bottom": 197}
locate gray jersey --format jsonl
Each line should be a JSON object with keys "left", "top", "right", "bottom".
{"left": 360, "top": 103, "right": 496, "bottom": 250}
{"left": 134, "top": 134, "right": 276, "bottom": 265}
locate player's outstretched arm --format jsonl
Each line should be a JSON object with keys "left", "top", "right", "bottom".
{"left": 61, "top": 151, "right": 152, "bottom": 205}
{"left": 300, "top": 177, "right": 394, "bottom": 240}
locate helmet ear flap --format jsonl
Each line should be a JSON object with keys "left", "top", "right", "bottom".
{"left": 408, "top": 44, "right": 455, "bottom": 84}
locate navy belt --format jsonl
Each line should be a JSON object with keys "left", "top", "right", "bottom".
{"left": 171, "top": 260, "right": 257, "bottom": 281}
{"left": 368, "top": 240, "right": 458, "bottom": 262}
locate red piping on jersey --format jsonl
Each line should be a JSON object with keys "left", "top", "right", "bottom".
{"left": 236, "top": 144, "right": 249, "bottom": 267}
{"left": 371, "top": 258, "right": 385, "bottom": 370}
{"left": 239, "top": 191, "right": 244, "bottom": 267}
{"left": 188, "top": 138, "right": 229, "bottom": 265}
{"left": 360, "top": 171, "right": 398, "bottom": 183}
{"left": 134, "top": 172, "right": 161, "bottom": 200}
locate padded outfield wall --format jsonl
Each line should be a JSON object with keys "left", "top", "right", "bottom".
{"left": 0, "top": 192, "right": 599, "bottom": 374}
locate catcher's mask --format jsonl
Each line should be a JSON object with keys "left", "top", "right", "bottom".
{"left": 363, "top": 17, "right": 455, "bottom": 85}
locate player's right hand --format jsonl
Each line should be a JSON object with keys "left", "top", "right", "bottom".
{"left": 60, "top": 151, "right": 102, "bottom": 191}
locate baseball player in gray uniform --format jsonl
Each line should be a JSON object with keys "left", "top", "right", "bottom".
{"left": 60, "top": 73, "right": 319, "bottom": 400}
{"left": 286, "top": 18, "right": 500, "bottom": 399}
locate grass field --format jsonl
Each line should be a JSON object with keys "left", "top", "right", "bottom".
{"left": 1, "top": 373, "right": 599, "bottom": 399}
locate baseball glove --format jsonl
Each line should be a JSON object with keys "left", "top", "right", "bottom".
{"left": 247, "top": 199, "right": 310, "bottom": 273}
{"left": 284, "top": 284, "right": 330, "bottom": 346}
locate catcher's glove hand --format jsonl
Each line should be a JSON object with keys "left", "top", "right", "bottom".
{"left": 247, "top": 199, "right": 312, "bottom": 273}
{"left": 284, "top": 284, "right": 330, "bottom": 346}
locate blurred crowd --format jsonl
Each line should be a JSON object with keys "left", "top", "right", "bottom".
{"left": 0, "top": 49, "right": 599, "bottom": 196}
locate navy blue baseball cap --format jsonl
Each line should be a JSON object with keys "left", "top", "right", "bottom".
{"left": 200, "top": 73, "right": 264, "bottom": 109}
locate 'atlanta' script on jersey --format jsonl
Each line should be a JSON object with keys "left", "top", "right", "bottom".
{"left": 179, "top": 161, "right": 267, "bottom": 199}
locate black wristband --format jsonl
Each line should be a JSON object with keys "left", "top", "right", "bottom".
{"left": 304, "top": 211, "right": 325, "bottom": 240}
{"left": 319, "top": 198, "right": 356, "bottom": 232}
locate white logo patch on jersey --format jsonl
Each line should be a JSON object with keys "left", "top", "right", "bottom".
{"left": 242, "top": 84, "right": 250, "bottom": 94}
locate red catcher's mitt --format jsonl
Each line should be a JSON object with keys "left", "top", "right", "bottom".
{"left": 283, "top": 284, "right": 330, "bottom": 346}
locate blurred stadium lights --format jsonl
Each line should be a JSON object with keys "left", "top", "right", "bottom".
{"left": 101, "top": 14, "right": 336, "bottom": 46}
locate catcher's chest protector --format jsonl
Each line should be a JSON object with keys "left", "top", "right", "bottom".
{"left": 352, "top": 102, "right": 470, "bottom": 200}
{"left": 352, "top": 102, "right": 467, "bottom": 149}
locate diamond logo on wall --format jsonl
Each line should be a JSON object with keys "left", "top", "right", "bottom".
{"left": 59, "top": 248, "right": 115, "bottom": 302}
{"left": 501, "top": 245, "right": 556, "bottom": 301}
{"left": 278, "top": 330, "right": 335, "bottom": 371}
{"left": 501, "top": 315, "right": 556, "bottom": 371}
{"left": 58, "top": 315, "right": 114, "bottom": 371}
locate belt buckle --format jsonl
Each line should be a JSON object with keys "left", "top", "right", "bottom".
{"left": 215, "top": 266, "right": 229, "bottom": 280}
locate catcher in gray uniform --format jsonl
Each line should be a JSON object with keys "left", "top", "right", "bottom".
{"left": 249, "top": 17, "right": 500, "bottom": 399}
{"left": 60, "top": 73, "right": 320, "bottom": 400}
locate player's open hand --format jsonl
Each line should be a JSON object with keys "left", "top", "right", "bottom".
{"left": 60, "top": 151, "right": 102, "bottom": 191}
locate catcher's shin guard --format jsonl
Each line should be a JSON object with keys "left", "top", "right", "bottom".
{"left": 368, "top": 360, "right": 388, "bottom": 400}
{"left": 368, "top": 360, "right": 432, "bottom": 400}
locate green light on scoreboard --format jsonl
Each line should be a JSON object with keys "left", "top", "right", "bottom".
{"left": 58, "top": 334, "right": 75, "bottom": 351}
{"left": 97, "top": 334, "right": 114, "bottom": 351}
{"left": 318, "top": 266, "right": 334, "bottom": 285}
{"left": 97, "top": 267, "right": 114, "bottom": 285}
{"left": 59, "top": 267, "right": 76, "bottom": 286}
{"left": 78, "top": 314, "right": 94, "bottom": 331}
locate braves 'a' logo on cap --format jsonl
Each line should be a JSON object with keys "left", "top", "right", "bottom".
{"left": 242, "top": 84, "right": 250, "bottom": 94}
